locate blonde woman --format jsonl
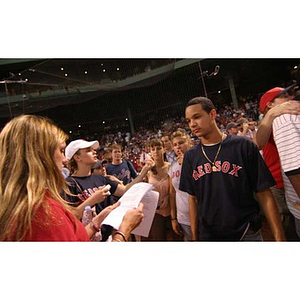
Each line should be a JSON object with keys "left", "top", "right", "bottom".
{"left": 0, "top": 115, "right": 144, "bottom": 241}
{"left": 169, "top": 130, "right": 192, "bottom": 241}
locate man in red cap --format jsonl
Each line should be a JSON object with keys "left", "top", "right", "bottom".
{"left": 273, "top": 108, "right": 300, "bottom": 238}
{"left": 256, "top": 85, "right": 300, "bottom": 240}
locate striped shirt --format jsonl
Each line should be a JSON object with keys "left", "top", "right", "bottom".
{"left": 273, "top": 114, "right": 300, "bottom": 218}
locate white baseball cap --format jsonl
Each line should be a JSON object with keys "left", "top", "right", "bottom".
{"left": 65, "top": 139, "right": 99, "bottom": 160}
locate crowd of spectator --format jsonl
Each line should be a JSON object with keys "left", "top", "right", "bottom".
{"left": 2, "top": 75, "right": 299, "bottom": 243}
{"left": 74, "top": 95, "right": 262, "bottom": 173}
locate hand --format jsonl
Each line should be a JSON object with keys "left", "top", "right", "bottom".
{"left": 93, "top": 201, "right": 121, "bottom": 226}
{"left": 139, "top": 158, "right": 155, "bottom": 178}
{"left": 242, "top": 122, "right": 249, "bottom": 132}
{"left": 92, "top": 185, "right": 112, "bottom": 204}
{"left": 176, "top": 150, "right": 184, "bottom": 165}
{"left": 270, "top": 100, "right": 300, "bottom": 118}
{"left": 119, "top": 202, "right": 144, "bottom": 235}
{"left": 171, "top": 219, "right": 183, "bottom": 236}
{"left": 107, "top": 175, "right": 124, "bottom": 185}
{"left": 143, "top": 158, "right": 155, "bottom": 171}
{"left": 293, "top": 201, "right": 300, "bottom": 210}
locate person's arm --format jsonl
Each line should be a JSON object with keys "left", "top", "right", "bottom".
{"left": 256, "top": 101, "right": 300, "bottom": 149}
{"left": 255, "top": 116, "right": 275, "bottom": 149}
{"left": 106, "top": 175, "right": 124, "bottom": 185}
{"left": 169, "top": 177, "right": 182, "bottom": 236}
{"left": 272, "top": 113, "right": 300, "bottom": 198}
{"left": 113, "top": 158, "right": 155, "bottom": 197}
{"left": 86, "top": 202, "right": 144, "bottom": 241}
{"left": 112, "top": 202, "right": 144, "bottom": 242}
{"left": 239, "top": 122, "right": 249, "bottom": 137}
{"left": 256, "top": 189, "right": 286, "bottom": 241}
{"left": 189, "top": 195, "right": 198, "bottom": 241}
{"left": 251, "top": 129, "right": 257, "bottom": 145}
{"left": 72, "top": 186, "right": 111, "bottom": 219}
{"left": 85, "top": 201, "right": 120, "bottom": 239}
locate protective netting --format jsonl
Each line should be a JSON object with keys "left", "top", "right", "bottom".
{"left": 0, "top": 58, "right": 203, "bottom": 132}
{"left": 0, "top": 59, "right": 180, "bottom": 117}
{"left": 0, "top": 58, "right": 299, "bottom": 137}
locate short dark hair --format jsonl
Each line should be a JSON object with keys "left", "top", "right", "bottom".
{"left": 185, "top": 97, "right": 215, "bottom": 114}
{"left": 150, "top": 138, "right": 163, "bottom": 148}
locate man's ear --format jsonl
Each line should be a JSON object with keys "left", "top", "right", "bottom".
{"left": 266, "top": 101, "right": 273, "bottom": 110}
{"left": 210, "top": 108, "right": 217, "bottom": 120}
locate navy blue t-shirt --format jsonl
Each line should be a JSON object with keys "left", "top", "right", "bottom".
{"left": 65, "top": 174, "right": 118, "bottom": 211}
{"left": 179, "top": 135, "right": 276, "bottom": 241}
{"left": 65, "top": 174, "right": 119, "bottom": 242}
{"left": 106, "top": 159, "right": 138, "bottom": 185}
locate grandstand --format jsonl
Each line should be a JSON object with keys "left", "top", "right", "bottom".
{"left": 0, "top": 58, "right": 299, "bottom": 137}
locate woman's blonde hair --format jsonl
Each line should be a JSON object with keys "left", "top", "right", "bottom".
{"left": 0, "top": 115, "right": 69, "bottom": 241}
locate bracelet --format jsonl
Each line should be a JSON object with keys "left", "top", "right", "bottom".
{"left": 90, "top": 221, "right": 100, "bottom": 232}
{"left": 171, "top": 218, "right": 177, "bottom": 221}
{"left": 112, "top": 238, "right": 122, "bottom": 242}
{"left": 114, "top": 230, "right": 127, "bottom": 242}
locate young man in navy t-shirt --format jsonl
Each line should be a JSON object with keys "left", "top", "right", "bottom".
{"left": 106, "top": 144, "right": 138, "bottom": 186}
{"left": 179, "top": 96, "right": 285, "bottom": 241}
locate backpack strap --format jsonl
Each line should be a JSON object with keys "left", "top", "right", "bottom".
{"left": 124, "top": 159, "right": 138, "bottom": 179}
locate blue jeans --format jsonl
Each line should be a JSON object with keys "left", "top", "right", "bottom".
{"left": 241, "top": 226, "right": 263, "bottom": 242}
{"left": 294, "top": 217, "right": 300, "bottom": 239}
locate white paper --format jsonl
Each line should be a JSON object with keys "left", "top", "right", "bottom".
{"left": 131, "top": 190, "right": 159, "bottom": 237}
{"left": 102, "top": 182, "right": 158, "bottom": 237}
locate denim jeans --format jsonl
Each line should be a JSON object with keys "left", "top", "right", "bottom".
{"left": 241, "top": 226, "right": 263, "bottom": 242}
{"left": 294, "top": 217, "right": 300, "bottom": 239}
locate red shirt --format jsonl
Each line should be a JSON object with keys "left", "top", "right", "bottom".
{"left": 262, "top": 134, "right": 283, "bottom": 189}
{"left": 24, "top": 196, "right": 90, "bottom": 241}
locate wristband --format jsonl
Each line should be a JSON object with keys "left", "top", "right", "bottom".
{"left": 114, "top": 230, "right": 127, "bottom": 242}
{"left": 90, "top": 221, "right": 100, "bottom": 232}
{"left": 171, "top": 218, "right": 177, "bottom": 221}
{"left": 113, "top": 238, "right": 122, "bottom": 242}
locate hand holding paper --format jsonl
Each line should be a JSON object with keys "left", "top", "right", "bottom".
{"left": 120, "top": 202, "right": 145, "bottom": 234}
{"left": 102, "top": 182, "right": 159, "bottom": 237}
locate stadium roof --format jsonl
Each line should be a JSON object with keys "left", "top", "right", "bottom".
{"left": 0, "top": 58, "right": 203, "bottom": 118}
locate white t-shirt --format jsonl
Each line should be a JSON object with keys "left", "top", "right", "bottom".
{"left": 273, "top": 114, "right": 300, "bottom": 219}
{"left": 168, "top": 159, "right": 191, "bottom": 226}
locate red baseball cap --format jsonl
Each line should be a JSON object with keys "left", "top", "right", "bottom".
{"left": 259, "top": 87, "right": 284, "bottom": 113}
{"left": 259, "top": 84, "right": 296, "bottom": 113}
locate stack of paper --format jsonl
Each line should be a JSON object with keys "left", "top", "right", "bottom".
{"left": 102, "top": 182, "right": 159, "bottom": 237}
